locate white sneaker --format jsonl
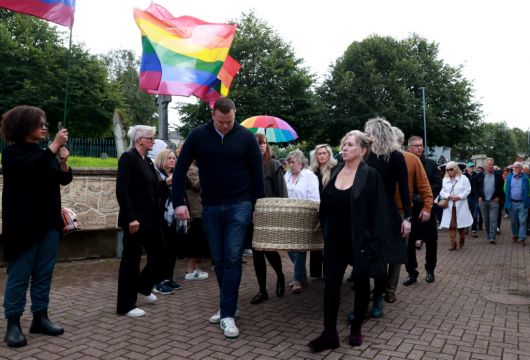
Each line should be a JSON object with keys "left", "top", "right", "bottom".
{"left": 208, "top": 308, "right": 240, "bottom": 324}
{"left": 185, "top": 269, "right": 208, "bottom": 281}
{"left": 242, "top": 249, "right": 253, "bottom": 257}
{"left": 195, "top": 267, "right": 208, "bottom": 276}
{"left": 126, "top": 308, "right": 145, "bottom": 317}
{"left": 140, "top": 293, "right": 157, "bottom": 303}
{"left": 220, "top": 317, "right": 239, "bottom": 339}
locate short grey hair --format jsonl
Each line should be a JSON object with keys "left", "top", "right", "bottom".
{"left": 128, "top": 125, "right": 156, "bottom": 149}
{"left": 286, "top": 149, "right": 307, "bottom": 168}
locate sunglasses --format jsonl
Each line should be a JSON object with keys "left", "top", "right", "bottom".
{"left": 447, "top": 168, "right": 456, "bottom": 171}
{"left": 40, "top": 122, "right": 49, "bottom": 130}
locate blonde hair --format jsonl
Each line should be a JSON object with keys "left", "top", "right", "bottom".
{"left": 444, "top": 161, "right": 462, "bottom": 178}
{"left": 364, "top": 117, "right": 400, "bottom": 160}
{"left": 310, "top": 144, "right": 337, "bottom": 187}
{"left": 154, "top": 148, "right": 176, "bottom": 172}
{"left": 340, "top": 130, "right": 373, "bottom": 158}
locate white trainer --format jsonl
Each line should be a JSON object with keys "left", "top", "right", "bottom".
{"left": 185, "top": 269, "right": 208, "bottom": 281}
{"left": 208, "top": 308, "right": 240, "bottom": 324}
{"left": 140, "top": 293, "right": 157, "bottom": 303}
{"left": 195, "top": 267, "right": 209, "bottom": 276}
{"left": 220, "top": 317, "right": 239, "bottom": 339}
{"left": 126, "top": 308, "right": 145, "bottom": 317}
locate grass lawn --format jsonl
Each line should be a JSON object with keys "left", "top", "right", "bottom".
{"left": 68, "top": 156, "right": 118, "bottom": 168}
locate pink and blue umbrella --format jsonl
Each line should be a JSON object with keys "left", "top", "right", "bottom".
{"left": 240, "top": 115, "right": 298, "bottom": 143}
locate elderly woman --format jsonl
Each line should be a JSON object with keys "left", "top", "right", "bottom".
{"left": 1, "top": 105, "right": 71, "bottom": 347}
{"left": 250, "top": 134, "right": 288, "bottom": 304}
{"left": 284, "top": 149, "right": 320, "bottom": 293}
{"left": 308, "top": 131, "right": 388, "bottom": 352}
{"left": 116, "top": 125, "right": 169, "bottom": 318}
{"left": 439, "top": 161, "right": 473, "bottom": 250}
{"left": 309, "top": 144, "right": 338, "bottom": 279}
{"left": 364, "top": 117, "right": 410, "bottom": 315}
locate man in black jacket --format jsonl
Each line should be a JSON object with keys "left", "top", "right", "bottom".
{"left": 475, "top": 158, "right": 504, "bottom": 243}
{"left": 172, "top": 98, "right": 264, "bottom": 339}
{"left": 404, "top": 136, "right": 441, "bottom": 284}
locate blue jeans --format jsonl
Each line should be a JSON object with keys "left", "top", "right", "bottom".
{"left": 202, "top": 201, "right": 252, "bottom": 319}
{"left": 287, "top": 251, "right": 307, "bottom": 283}
{"left": 509, "top": 201, "right": 528, "bottom": 241}
{"left": 3, "top": 229, "right": 60, "bottom": 318}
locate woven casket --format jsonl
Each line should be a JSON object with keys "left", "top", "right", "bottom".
{"left": 252, "top": 197, "right": 323, "bottom": 251}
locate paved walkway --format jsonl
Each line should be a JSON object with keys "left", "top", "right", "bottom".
{"left": 1, "top": 219, "right": 529, "bottom": 359}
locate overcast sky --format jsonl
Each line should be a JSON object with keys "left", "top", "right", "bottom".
{"left": 72, "top": 0, "right": 529, "bottom": 130}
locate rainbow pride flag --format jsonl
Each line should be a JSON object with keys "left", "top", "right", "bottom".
{"left": 0, "top": 0, "right": 75, "bottom": 27}
{"left": 134, "top": 3, "right": 239, "bottom": 101}
{"left": 193, "top": 55, "right": 241, "bottom": 106}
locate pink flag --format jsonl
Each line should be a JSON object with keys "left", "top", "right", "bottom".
{"left": 0, "top": 0, "right": 76, "bottom": 27}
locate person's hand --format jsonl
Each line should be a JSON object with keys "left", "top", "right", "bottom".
{"left": 401, "top": 219, "right": 411, "bottom": 237}
{"left": 49, "top": 128, "right": 68, "bottom": 153}
{"left": 165, "top": 173, "right": 173, "bottom": 186}
{"left": 174, "top": 205, "right": 190, "bottom": 220}
{"left": 58, "top": 146, "right": 69, "bottom": 163}
{"left": 449, "top": 194, "right": 459, "bottom": 201}
{"left": 419, "top": 210, "right": 431, "bottom": 222}
{"left": 129, "top": 220, "right": 140, "bottom": 234}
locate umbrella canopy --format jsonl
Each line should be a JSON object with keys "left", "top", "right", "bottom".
{"left": 240, "top": 115, "right": 298, "bottom": 143}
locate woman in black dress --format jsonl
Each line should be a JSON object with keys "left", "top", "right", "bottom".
{"left": 308, "top": 130, "right": 388, "bottom": 352}
{"left": 250, "top": 133, "right": 288, "bottom": 304}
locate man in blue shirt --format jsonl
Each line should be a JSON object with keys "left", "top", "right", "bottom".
{"left": 504, "top": 162, "right": 530, "bottom": 246}
{"left": 172, "top": 97, "right": 264, "bottom": 339}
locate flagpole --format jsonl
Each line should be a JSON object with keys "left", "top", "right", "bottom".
{"left": 62, "top": 26, "right": 73, "bottom": 128}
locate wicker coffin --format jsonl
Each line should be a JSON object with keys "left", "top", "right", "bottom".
{"left": 253, "top": 197, "right": 323, "bottom": 251}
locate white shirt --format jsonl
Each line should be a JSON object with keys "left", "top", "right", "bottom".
{"left": 284, "top": 168, "right": 320, "bottom": 202}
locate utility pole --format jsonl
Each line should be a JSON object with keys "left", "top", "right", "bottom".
{"left": 156, "top": 95, "right": 172, "bottom": 140}
{"left": 420, "top": 87, "right": 427, "bottom": 152}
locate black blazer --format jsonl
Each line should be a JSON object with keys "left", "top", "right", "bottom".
{"left": 421, "top": 156, "right": 442, "bottom": 199}
{"left": 319, "top": 161, "right": 389, "bottom": 280}
{"left": 1, "top": 142, "right": 72, "bottom": 261}
{"left": 475, "top": 171, "right": 504, "bottom": 200}
{"left": 116, "top": 148, "right": 161, "bottom": 228}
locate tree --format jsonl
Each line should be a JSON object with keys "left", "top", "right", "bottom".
{"left": 318, "top": 34, "right": 482, "bottom": 146}
{"left": 0, "top": 10, "right": 120, "bottom": 137}
{"left": 177, "top": 12, "right": 323, "bottom": 145}
{"left": 101, "top": 49, "right": 157, "bottom": 127}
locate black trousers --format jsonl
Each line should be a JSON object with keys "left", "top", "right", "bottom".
{"left": 406, "top": 206, "right": 438, "bottom": 274}
{"left": 252, "top": 250, "right": 283, "bottom": 292}
{"left": 309, "top": 250, "right": 323, "bottom": 278}
{"left": 117, "top": 226, "right": 168, "bottom": 315}
{"left": 324, "top": 248, "right": 369, "bottom": 333}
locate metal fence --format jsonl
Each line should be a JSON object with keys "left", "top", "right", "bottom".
{"left": 0, "top": 138, "right": 117, "bottom": 158}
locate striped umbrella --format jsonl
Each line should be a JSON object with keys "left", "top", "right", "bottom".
{"left": 240, "top": 115, "right": 298, "bottom": 143}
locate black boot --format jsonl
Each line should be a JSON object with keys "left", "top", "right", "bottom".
{"left": 29, "top": 309, "right": 64, "bottom": 336}
{"left": 4, "top": 317, "right": 27, "bottom": 348}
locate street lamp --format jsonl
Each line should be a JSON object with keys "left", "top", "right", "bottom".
{"left": 419, "top": 87, "right": 427, "bottom": 152}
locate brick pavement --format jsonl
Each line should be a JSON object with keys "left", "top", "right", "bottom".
{"left": 1, "top": 219, "right": 529, "bottom": 359}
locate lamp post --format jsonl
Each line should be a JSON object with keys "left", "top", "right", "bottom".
{"left": 420, "top": 87, "right": 427, "bottom": 153}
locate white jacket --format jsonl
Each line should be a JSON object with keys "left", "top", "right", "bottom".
{"left": 439, "top": 175, "right": 473, "bottom": 229}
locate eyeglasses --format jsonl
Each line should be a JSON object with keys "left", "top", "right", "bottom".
{"left": 141, "top": 137, "right": 155, "bottom": 142}
{"left": 40, "top": 122, "right": 49, "bottom": 130}
{"left": 409, "top": 144, "right": 424, "bottom": 148}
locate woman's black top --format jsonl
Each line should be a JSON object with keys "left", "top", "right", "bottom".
{"left": 1, "top": 142, "right": 72, "bottom": 261}
{"left": 320, "top": 178, "right": 353, "bottom": 261}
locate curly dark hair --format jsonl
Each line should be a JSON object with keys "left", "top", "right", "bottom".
{"left": 0, "top": 105, "right": 46, "bottom": 143}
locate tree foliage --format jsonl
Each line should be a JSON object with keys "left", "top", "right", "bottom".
{"left": 318, "top": 34, "right": 482, "bottom": 146}
{"left": 177, "top": 12, "right": 323, "bottom": 145}
{"left": 100, "top": 49, "right": 157, "bottom": 127}
{"left": 0, "top": 10, "right": 119, "bottom": 137}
